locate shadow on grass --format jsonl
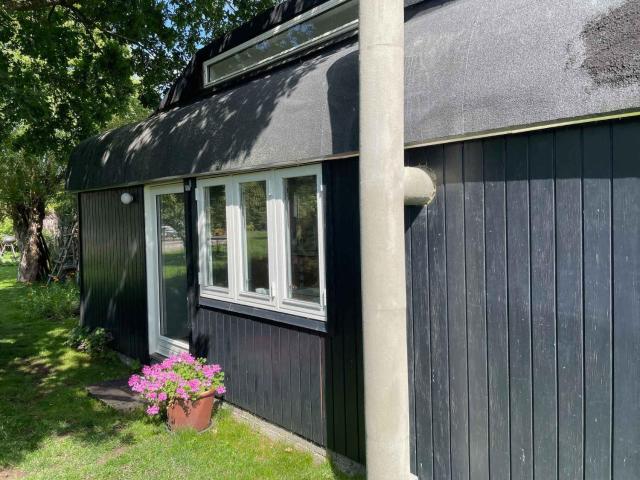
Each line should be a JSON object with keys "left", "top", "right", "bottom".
{"left": 0, "top": 264, "right": 139, "bottom": 468}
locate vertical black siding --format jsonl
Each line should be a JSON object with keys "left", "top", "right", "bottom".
{"left": 193, "top": 309, "right": 327, "bottom": 446}
{"left": 407, "top": 117, "right": 640, "bottom": 480}
{"left": 79, "top": 187, "right": 148, "bottom": 362}
{"left": 323, "top": 158, "right": 365, "bottom": 464}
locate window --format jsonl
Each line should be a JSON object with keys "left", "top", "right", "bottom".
{"left": 239, "top": 179, "right": 270, "bottom": 296}
{"left": 206, "top": 184, "right": 228, "bottom": 289}
{"left": 203, "top": 0, "right": 358, "bottom": 88}
{"left": 197, "top": 165, "right": 326, "bottom": 320}
{"left": 283, "top": 175, "right": 320, "bottom": 304}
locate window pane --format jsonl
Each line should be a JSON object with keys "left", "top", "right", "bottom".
{"left": 206, "top": 1, "right": 358, "bottom": 85}
{"left": 240, "top": 181, "right": 270, "bottom": 295}
{"left": 157, "top": 193, "right": 189, "bottom": 342}
{"left": 207, "top": 185, "right": 228, "bottom": 288}
{"left": 285, "top": 175, "right": 320, "bottom": 304}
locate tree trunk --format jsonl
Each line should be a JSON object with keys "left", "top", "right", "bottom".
{"left": 11, "top": 200, "right": 50, "bottom": 282}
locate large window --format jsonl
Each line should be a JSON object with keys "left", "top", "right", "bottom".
{"left": 202, "top": 0, "right": 358, "bottom": 88}
{"left": 197, "top": 165, "right": 325, "bottom": 320}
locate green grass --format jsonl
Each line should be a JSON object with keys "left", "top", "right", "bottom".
{"left": 0, "top": 263, "right": 357, "bottom": 479}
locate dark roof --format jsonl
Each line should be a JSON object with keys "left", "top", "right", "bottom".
{"left": 68, "top": 0, "right": 640, "bottom": 192}
{"left": 159, "top": 0, "right": 330, "bottom": 112}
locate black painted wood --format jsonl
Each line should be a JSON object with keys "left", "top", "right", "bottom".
{"left": 406, "top": 118, "right": 640, "bottom": 480}
{"left": 463, "top": 140, "right": 489, "bottom": 480}
{"left": 506, "top": 135, "right": 534, "bottom": 480}
{"left": 483, "top": 137, "right": 511, "bottom": 480}
{"left": 79, "top": 187, "right": 148, "bottom": 362}
{"left": 193, "top": 306, "right": 326, "bottom": 446}
{"left": 529, "top": 131, "right": 557, "bottom": 480}
{"left": 611, "top": 121, "right": 640, "bottom": 480}
{"left": 583, "top": 123, "right": 613, "bottom": 480}
{"left": 425, "top": 145, "right": 452, "bottom": 479}
{"left": 444, "top": 143, "right": 470, "bottom": 480}
{"left": 555, "top": 127, "right": 584, "bottom": 480}
{"left": 322, "top": 158, "right": 364, "bottom": 463}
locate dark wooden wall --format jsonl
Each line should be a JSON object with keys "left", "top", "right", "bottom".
{"left": 323, "top": 158, "right": 365, "bottom": 464}
{"left": 191, "top": 158, "right": 365, "bottom": 463}
{"left": 406, "top": 118, "right": 640, "bottom": 480}
{"left": 193, "top": 309, "right": 327, "bottom": 445}
{"left": 79, "top": 187, "right": 149, "bottom": 362}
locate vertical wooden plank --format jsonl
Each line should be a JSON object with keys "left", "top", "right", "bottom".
{"left": 272, "top": 326, "right": 283, "bottom": 426}
{"left": 583, "top": 123, "right": 613, "bottom": 480}
{"left": 260, "top": 322, "right": 269, "bottom": 419}
{"left": 444, "top": 143, "right": 470, "bottom": 480}
{"left": 223, "top": 315, "right": 237, "bottom": 403}
{"left": 555, "top": 127, "right": 584, "bottom": 480}
{"left": 463, "top": 140, "right": 489, "bottom": 480}
{"left": 299, "top": 332, "right": 313, "bottom": 441}
{"left": 248, "top": 319, "right": 258, "bottom": 417}
{"left": 405, "top": 205, "right": 417, "bottom": 476}
{"left": 310, "top": 335, "right": 324, "bottom": 445}
{"left": 483, "top": 138, "right": 511, "bottom": 480}
{"left": 426, "top": 145, "right": 452, "bottom": 479}
{"left": 330, "top": 334, "right": 346, "bottom": 455}
{"left": 410, "top": 201, "right": 434, "bottom": 478}
{"left": 321, "top": 161, "right": 335, "bottom": 452}
{"left": 290, "top": 330, "right": 302, "bottom": 433}
{"left": 343, "top": 306, "right": 360, "bottom": 461}
{"left": 239, "top": 317, "right": 248, "bottom": 409}
{"left": 529, "top": 131, "right": 558, "bottom": 480}
{"left": 506, "top": 135, "right": 533, "bottom": 480}
{"left": 281, "top": 328, "right": 293, "bottom": 431}
{"left": 612, "top": 120, "right": 640, "bottom": 479}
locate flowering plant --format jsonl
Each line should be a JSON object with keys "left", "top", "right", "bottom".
{"left": 128, "top": 352, "right": 225, "bottom": 416}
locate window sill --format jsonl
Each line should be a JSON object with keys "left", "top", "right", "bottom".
{"left": 198, "top": 296, "right": 328, "bottom": 334}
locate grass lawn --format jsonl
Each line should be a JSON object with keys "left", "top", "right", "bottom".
{"left": 0, "top": 259, "right": 354, "bottom": 479}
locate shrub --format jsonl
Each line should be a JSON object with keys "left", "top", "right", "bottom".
{"left": 66, "top": 325, "right": 113, "bottom": 356}
{"left": 23, "top": 281, "right": 80, "bottom": 321}
{"left": 128, "top": 352, "right": 225, "bottom": 416}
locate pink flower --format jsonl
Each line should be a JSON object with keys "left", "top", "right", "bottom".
{"left": 146, "top": 405, "right": 160, "bottom": 416}
{"left": 158, "top": 392, "right": 167, "bottom": 402}
{"left": 216, "top": 386, "right": 226, "bottom": 395}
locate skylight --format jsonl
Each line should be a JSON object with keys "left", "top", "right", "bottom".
{"left": 203, "top": 0, "right": 358, "bottom": 88}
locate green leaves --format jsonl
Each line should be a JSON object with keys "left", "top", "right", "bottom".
{"left": 0, "top": 0, "right": 280, "bottom": 156}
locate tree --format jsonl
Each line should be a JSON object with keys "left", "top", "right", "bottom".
{"left": 0, "top": 0, "right": 278, "bottom": 281}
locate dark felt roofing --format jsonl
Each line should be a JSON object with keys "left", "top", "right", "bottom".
{"left": 67, "top": 0, "right": 640, "bottom": 192}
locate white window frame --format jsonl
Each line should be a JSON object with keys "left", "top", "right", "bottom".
{"left": 196, "top": 165, "right": 326, "bottom": 320}
{"left": 144, "top": 183, "right": 190, "bottom": 357}
{"left": 202, "top": 0, "right": 358, "bottom": 88}
{"left": 233, "top": 171, "right": 278, "bottom": 309}
{"left": 274, "top": 166, "right": 327, "bottom": 317}
{"left": 196, "top": 176, "right": 234, "bottom": 299}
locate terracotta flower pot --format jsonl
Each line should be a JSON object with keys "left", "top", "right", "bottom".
{"left": 167, "top": 390, "right": 216, "bottom": 432}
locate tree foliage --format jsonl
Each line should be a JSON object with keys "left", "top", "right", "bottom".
{"left": 0, "top": 0, "right": 279, "bottom": 280}
{"left": 0, "top": 0, "right": 278, "bottom": 156}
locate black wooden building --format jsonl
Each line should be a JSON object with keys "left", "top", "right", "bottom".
{"left": 67, "top": 0, "right": 640, "bottom": 477}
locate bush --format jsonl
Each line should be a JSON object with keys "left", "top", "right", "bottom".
{"left": 22, "top": 280, "right": 80, "bottom": 321}
{"left": 66, "top": 325, "right": 113, "bottom": 356}
{"left": 0, "top": 216, "right": 12, "bottom": 236}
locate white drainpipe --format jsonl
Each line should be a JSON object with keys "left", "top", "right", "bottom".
{"left": 359, "top": 0, "right": 415, "bottom": 478}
